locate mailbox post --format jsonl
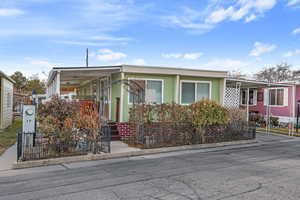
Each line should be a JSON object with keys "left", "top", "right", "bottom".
{"left": 22, "top": 105, "right": 36, "bottom": 150}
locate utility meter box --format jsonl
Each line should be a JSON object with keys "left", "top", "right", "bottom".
{"left": 22, "top": 105, "right": 36, "bottom": 134}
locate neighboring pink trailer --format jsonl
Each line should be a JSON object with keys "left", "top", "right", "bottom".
{"left": 246, "top": 87, "right": 293, "bottom": 123}
{"left": 226, "top": 79, "right": 296, "bottom": 124}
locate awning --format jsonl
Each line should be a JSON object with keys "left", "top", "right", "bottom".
{"left": 48, "top": 66, "right": 121, "bottom": 89}
{"left": 226, "top": 78, "right": 294, "bottom": 88}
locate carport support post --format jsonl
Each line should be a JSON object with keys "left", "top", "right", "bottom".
{"left": 291, "top": 85, "right": 296, "bottom": 136}
{"left": 246, "top": 88, "right": 250, "bottom": 122}
{"left": 56, "top": 71, "right": 60, "bottom": 96}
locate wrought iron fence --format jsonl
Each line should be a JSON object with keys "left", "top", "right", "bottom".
{"left": 17, "top": 125, "right": 111, "bottom": 161}
{"left": 132, "top": 121, "right": 256, "bottom": 149}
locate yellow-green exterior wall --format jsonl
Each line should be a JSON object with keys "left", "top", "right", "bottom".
{"left": 109, "top": 72, "right": 224, "bottom": 122}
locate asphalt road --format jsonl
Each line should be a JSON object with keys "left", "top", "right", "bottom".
{"left": 1, "top": 132, "right": 300, "bottom": 200}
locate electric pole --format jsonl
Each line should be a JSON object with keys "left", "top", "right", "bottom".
{"left": 86, "top": 48, "right": 89, "bottom": 67}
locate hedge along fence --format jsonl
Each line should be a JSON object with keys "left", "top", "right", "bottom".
{"left": 127, "top": 100, "right": 256, "bottom": 149}
{"left": 22, "top": 96, "right": 105, "bottom": 161}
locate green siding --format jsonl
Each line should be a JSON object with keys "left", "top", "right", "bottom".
{"left": 109, "top": 72, "right": 224, "bottom": 122}
{"left": 122, "top": 73, "right": 177, "bottom": 121}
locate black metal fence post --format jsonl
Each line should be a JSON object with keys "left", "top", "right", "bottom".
{"left": 17, "top": 131, "right": 23, "bottom": 161}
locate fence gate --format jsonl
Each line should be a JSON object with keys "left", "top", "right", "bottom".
{"left": 100, "top": 124, "right": 111, "bottom": 153}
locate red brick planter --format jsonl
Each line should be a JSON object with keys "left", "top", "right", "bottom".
{"left": 117, "top": 122, "right": 134, "bottom": 140}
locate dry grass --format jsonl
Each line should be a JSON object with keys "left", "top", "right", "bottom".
{"left": 0, "top": 119, "right": 22, "bottom": 156}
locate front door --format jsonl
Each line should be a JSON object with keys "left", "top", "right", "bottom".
{"left": 116, "top": 97, "right": 120, "bottom": 122}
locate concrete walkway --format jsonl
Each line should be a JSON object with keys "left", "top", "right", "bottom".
{"left": 111, "top": 141, "right": 141, "bottom": 154}
{"left": 0, "top": 144, "right": 16, "bottom": 171}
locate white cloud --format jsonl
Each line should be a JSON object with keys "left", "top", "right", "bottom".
{"left": 283, "top": 49, "right": 300, "bottom": 57}
{"left": 0, "top": 0, "right": 144, "bottom": 38}
{"left": 53, "top": 34, "right": 132, "bottom": 46}
{"left": 96, "top": 49, "right": 127, "bottom": 62}
{"left": 162, "top": 53, "right": 182, "bottom": 59}
{"left": 89, "top": 35, "right": 131, "bottom": 41}
{"left": 163, "top": 7, "right": 214, "bottom": 33}
{"left": 287, "top": 0, "right": 300, "bottom": 6}
{"left": 205, "top": 7, "right": 235, "bottom": 23}
{"left": 165, "top": 1, "right": 276, "bottom": 33}
{"left": 205, "top": 0, "right": 277, "bottom": 24}
{"left": 292, "top": 27, "right": 300, "bottom": 35}
{"left": 245, "top": 14, "right": 257, "bottom": 22}
{"left": 132, "top": 59, "right": 146, "bottom": 65}
{"left": 162, "top": 52, "right": 203, "bottom": 60}
{"left": 183, "top": 53, "right": 203, "bottom": 60}
{"left": 249, "top": 42, "right": 277, "bottom": 56}
{"left": 80, "top": 0, "right": 146, "bottom": 32}
{"left": 53, "top": 40, "right": 112, "bottom": 46}
{"left": 0, "top": 8, "right": 24, "bottom": 17}
{"left": 203, "top": 58, "right": 249, "bottom": 69}
{"left": 25, "top": 57, "right": 52, "bottom": 67}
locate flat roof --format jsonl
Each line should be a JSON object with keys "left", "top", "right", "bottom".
{"left": 226, "top": 78, "right": 294, "bottom": 88}
{"left": 52, "top": 64, "right": 227, "bottom": 74}
{"left": 48, "top": 64, "right": 228, "bottom": 85}
{"left": 0, "top": 70, "right": 15, "bottom": 84}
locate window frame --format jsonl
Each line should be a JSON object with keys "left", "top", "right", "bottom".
{"left": 128, "top": 78, "right": 164, "bottom": 104}
{"left": 268, "top": 88, "right": 285, "bottom": 106}
{"left": 240, "top": 88, "right": 257, "bottom": 106}
{"left": 180, "top": 80, "right": 212, "bottom": 105}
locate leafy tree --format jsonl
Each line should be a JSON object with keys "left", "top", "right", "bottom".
{"left": 25, "top": 74, "right": 46, "bottom": 94}
{"left": 255, "top": 63, "right": 294, "bottom": 82}
{"left": 10, "top": 71, "right": 27, "bottom": 91}
{"left": 228, "top": 70, "right": 247, "bottom": 79}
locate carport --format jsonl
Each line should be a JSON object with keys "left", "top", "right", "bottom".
{"left": 225, "top": 78, "right": 295, "bottom": 135}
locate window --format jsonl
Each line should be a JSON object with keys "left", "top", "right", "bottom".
{"left": 241, "top": 89, "right": 257, "bottom": 106}
{"left": 6, "top": 91, "right": 12, "bottom": 108}
{"left": 268, "top": 88, "right": 284, "bottom": 106}
{"left": 129, "top": 79, "right": 163, "bottom": 104}
{"left": 181, "top": 81, "right": 210, "bottom": 104}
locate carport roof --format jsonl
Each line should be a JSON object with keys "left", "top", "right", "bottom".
{"left": 226, "top": 78, "right": 294, "bottom": 88}
{"left": 47, "top": 64, "right": 228, "bottom": 86}
{"left": 0, "top": 70, "right": 15, "bottom": 84}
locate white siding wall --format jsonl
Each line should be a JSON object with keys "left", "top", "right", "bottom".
{"left": 1, "top": 77, "right": 14, "bottom": 129}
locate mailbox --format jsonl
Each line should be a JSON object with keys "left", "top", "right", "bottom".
{"left": 22, "top": 105, "right": 36, "bottom": 133}
{"left": 22, "top": 105, "right": 36, "bottom": 147}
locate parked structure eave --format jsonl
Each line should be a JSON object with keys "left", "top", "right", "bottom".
{"left": 121, "top": 65, "right": 228, "bottom": 78}
{"left": 0, "top": 70, "right": 15, "bottom": 84}
{"left": 226, "top": 78, "right": 294, "bottom": 88}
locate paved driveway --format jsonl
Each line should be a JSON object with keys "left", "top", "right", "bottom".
{"left": 1, "top": 133, "right": 300, "bottom": 200}
{"left": 256, "top": 131, "right": 295, "bottom": 143}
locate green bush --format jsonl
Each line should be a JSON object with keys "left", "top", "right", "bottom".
{"left": 190, "top": 99, "right": 229, "bottom": 128}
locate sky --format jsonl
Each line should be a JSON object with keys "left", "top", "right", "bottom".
{"left": 0, "top": 0, "right": 300, "bottom": 79}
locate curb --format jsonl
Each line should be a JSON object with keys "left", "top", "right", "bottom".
{"left": 256, "top": 130, "right": 300, "bottom": 139}
{"left": 13, "top": 139, "right": 257, "bottom": 169}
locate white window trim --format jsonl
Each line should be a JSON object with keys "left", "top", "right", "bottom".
{"left": 240, "top": 88, "right": 257, "bottom": 106}
{"left": 128, "top": 78, "right": 164, "bottom": 104}
{"left": 267, "top": 88, "right": 286, "bottom": 107}
{"left": 180, "top": 80, "right": 212, "bottom": 105}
